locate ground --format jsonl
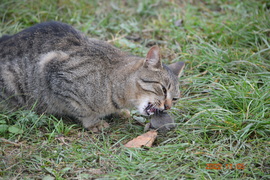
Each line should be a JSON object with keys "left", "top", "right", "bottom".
{"left": 0, "top": 0, "right": 269, "bottom": 179}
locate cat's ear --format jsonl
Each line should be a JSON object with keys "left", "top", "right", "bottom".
{"left": 144, "top": 45, "right": 163, "bottom": 70}
{"left": 168, "top": 61, "right": 185, "bottom": 78}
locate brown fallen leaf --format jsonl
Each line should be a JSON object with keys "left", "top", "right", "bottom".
{"left": 55, "top": 135, "right": 70, "bottom": 146}
{"left": 124, "top": 130, "right": 158, "bottom": 148}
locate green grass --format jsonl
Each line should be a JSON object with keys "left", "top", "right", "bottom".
{"left": 1, "top": 0, "right": 270, "bottom": 179}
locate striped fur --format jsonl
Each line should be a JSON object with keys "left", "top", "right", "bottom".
{"left": 0, "top": 21, "right": 184, "bottom": 129}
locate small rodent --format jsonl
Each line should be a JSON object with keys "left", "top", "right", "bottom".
{"left": 145, "top": 111, "right": 176, "bottom": 132}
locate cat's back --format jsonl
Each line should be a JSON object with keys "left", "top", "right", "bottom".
{"left": 0, "top": 21, "right": 88, "bottom": 60}
{"left": 0, "top": 21, "right": 127, "bottom": 64}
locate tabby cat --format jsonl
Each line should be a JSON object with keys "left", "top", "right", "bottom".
{"left": 0, "top": 21, "right": 185, "bottom": 130}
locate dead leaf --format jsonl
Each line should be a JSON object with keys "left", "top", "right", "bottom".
{"left": 55, "top": 135, "right": 70, "bottom": 146}
{"left": 174, "top": 19, "right": 184, "bottom": 27}
{"left": 124, "top": 130, "right": 158, "bottom": 148}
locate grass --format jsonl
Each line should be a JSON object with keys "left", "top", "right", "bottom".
{"left": 0, "top": 0, "right": 269, "bottom": 179}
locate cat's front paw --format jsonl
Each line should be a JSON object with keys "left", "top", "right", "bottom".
{"left": 87, "top": 120, "right": 110, "bottom": 133}
{"left": 116, "top": 109, "right": 131, "bottom": 119}
{"left": 81, "top": 117, "right": 110, "bottom": 133}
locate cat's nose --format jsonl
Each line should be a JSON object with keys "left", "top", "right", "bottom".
{"left": 164, "top": 99, "right": 172, "bottom": 110}
{"left": 164, "top": 104, "right": 171, "bottom": 110}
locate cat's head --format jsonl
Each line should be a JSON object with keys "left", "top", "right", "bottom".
{"left": 133, "top": 46, "right": 185, "bottom": 116}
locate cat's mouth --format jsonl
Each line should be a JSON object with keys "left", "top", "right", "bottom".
{"left": 144, "top": 102, "right": 162, "bottom": 115}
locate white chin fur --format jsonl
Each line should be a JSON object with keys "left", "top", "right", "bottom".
{"left": 137, "top": 99, "right": 149, "bottom": 116}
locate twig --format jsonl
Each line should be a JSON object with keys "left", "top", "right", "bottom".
{"left": 107, "top": 34, "right": 127, "bottom": 43}
{"left": 0, "top": 138, "right": 22, "bottom": 147}
{"left": 195, "top": 70, "right": 208, "bottom": 77}
{"left": 142, "top": 29, "right": 171, "bottom": 33}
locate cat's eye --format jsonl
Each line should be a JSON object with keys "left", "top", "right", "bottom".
{"left": 162, "top": 86, "right": 167, "bottom": 96}
{"left": 172, "top": 98, "right": 179, "bottom": 101}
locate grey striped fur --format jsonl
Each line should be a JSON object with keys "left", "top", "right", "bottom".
{"left": 0, "top": 21, "right": 185, "bottom": 129}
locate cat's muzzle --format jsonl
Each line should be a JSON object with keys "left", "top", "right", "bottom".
{"left": 144, "top": 102, "right": 163, "bottom": 115}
